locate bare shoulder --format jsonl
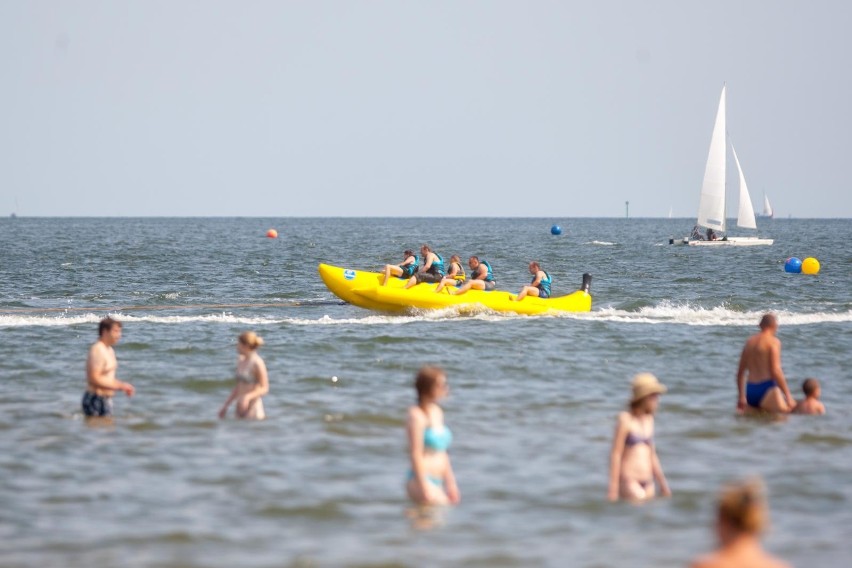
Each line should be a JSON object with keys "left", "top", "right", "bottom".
{"left": 88, "top": 341, "right": 106, "bottom": 360}
{"left": 407, "top": 405, "right": 427, "bottom": 424}
{"left": 432, "top": 404, "right": 445, "bottom": 421}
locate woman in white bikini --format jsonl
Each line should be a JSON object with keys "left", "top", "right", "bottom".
{"left": 219, "top": 331, "right": 269, "bottom": 420}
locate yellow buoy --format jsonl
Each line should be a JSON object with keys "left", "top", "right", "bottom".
{"left": 801, "top": 257, "right": 820, "bottom": 275}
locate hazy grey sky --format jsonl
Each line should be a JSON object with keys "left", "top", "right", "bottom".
{"left": 1, "top": 1, "right": 850, "bottom": 217}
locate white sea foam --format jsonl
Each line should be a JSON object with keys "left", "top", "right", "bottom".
{"left": 0, "top": 303, "right": 848, "bottom": 328}
{"left": 556, "top": 302, "right": 852, "bottom": 327}
{"left": 587, "top": 240, "right": 617, "bottom": 246}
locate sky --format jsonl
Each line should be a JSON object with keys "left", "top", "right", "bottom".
{"left": 1, "top": 1, "right": 850, "bottom": 218}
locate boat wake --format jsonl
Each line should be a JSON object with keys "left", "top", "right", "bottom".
{"left": 0, "top": 301, "right": 849, "bottom": 328}
{"left": 566, "top": 302, "right": 852, "bottom": 327}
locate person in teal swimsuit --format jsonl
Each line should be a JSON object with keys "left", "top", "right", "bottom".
{"left": 404, "top": 244, "right": 446, "bottom": 288}
{"left": 511, "top": 261, "right": 552, "bottom": 301}
{"left": 381, "top": 250, "right": 418, "bottom": 286}
{"left": 406, "top": 366, "right": 460, "bottom": 506}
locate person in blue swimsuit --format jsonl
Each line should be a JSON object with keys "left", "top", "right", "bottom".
{"left": 511, "top": 261, "right": 552, "bottom": 301}
{"left": 404, "top": 244, "right": 446, "bottom": 288}
{"left": 381, "top": 250, "right": 418, "bottom": 286}
{"left": 608, "top": 373, "right": 671, "bottom": 502}
{"left": 736, "top": 314, "right": 794, "bottom": 414}
{"left": 406, "top": 366, "right": 460, "bottom": 506}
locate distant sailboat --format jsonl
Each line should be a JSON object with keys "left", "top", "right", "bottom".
{"left": 675, "top": 85, "right": 773, "bottom": 246}
{"left": 668, "top": 206, "right": 673, "bottom": 219}
{"left": 758, "top": 193, "right": 774, "bottom": 219}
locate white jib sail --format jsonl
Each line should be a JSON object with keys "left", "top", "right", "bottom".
{"left": 731, "top": 144, "right": 757, "bottom": 229}
{"left": 763, "top": 194, "right": 773, "bottom": 217}
{"left": 696, "top": 85, "right": 727, "bottom": 231}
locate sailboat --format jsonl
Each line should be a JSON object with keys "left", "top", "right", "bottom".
{"left": 676, "top": 85, "right": 773, "bottom": 246}
{"left": 758, "top": 193, "right": 774, "bottom": 218}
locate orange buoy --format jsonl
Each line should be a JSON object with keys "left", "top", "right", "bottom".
{"left": 266, "top": 229, "right": 278, "bottom": 239}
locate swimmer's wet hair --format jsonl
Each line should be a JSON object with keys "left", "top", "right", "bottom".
{"left": 718, "top": 477, "right": 768, "bottom": 535}
{"left": 99, "top": 317, "right": 122, "bottom": 336}
{"left": 759, "top": 313, "right": 777, "bottom": 330}
{"left": 803, "top": 378, "right": 819, "bottom": 396}
{"left": 421, "top": 244, "right": 433, "bottom": 252}
{"left": 415, "top": 366, "right": 446, "bottom": 403}
{"left": 238, "top": 331, "right": 264, "bottom": 349}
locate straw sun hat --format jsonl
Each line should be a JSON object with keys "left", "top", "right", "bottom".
{"left": 630, "top": 373, "right": 667, "bottom": 403}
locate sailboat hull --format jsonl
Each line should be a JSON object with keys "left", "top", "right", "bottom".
{"left": 682, "top": 237, "right": 774, "bottom": 246}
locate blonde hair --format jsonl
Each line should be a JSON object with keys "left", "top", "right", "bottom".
{"left": 718, "top": 478, "right": 768, "bottom": 535}
{"left": 238, "top": 331, "right": 264, "bottom": 350}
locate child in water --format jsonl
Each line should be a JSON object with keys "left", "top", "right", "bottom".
{"left": 794, "top": 378, "right": 826, "bottom": 415}
{"left": 608, "top": 373, "right": 671, "bottom": 502}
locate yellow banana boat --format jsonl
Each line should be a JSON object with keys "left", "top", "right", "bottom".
{"left": 318, "top": 263, "right": 592, "bottom": 315}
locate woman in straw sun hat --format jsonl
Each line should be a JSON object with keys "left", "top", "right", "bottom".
{"left": 608, "top": 373, "right": 671, "bottom": 502}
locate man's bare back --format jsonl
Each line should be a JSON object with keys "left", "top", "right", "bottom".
{"left": 736, "top": 314, "right": 793, "bottom": 413}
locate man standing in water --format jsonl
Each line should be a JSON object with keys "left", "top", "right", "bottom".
{"left": 83, "top": 317, "right": 135, "bottom": 417}
{"left": 736, "top": 314, "right": 794, "bottom": 414}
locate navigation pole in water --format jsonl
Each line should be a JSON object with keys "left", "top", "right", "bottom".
{"left": 625, "top": 201, "right": 629, "bottom": 219}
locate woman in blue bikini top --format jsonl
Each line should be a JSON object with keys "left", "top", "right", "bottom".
{"left": 608, "top": 373, "right": 671, "bottom": 503}
{"left": 405, "top": 366, "right": 460, "bottom": 506}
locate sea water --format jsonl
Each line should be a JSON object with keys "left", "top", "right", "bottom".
{"left": 0, "top": 217, "right": 850, "bottom": 567}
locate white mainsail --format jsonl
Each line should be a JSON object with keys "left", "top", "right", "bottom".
{"left": 762, "top": 194, "right": 773, "bottom": 217}
{"left": 731, "top": 145, "right": 757, "bottom": 229}
{"left": 696, "top": 85, "right": 727, "bottom": 231}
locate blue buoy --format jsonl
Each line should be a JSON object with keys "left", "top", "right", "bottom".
{"left": 784, "top": 257, "right": 802, "bottom": 274}
{"left": 550, "top": 225, "right": 562, "bottom": 236}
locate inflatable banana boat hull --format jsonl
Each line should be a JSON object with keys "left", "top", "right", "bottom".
{"left": 318, "top": 263, "right": 592, "bottom": 315}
